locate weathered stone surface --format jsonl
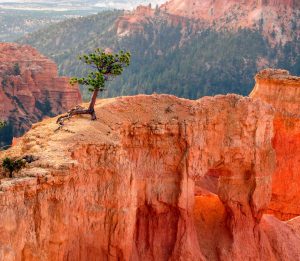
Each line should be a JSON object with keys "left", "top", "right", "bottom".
{"left": 0, "top": 94, "right": 299, "bottom": 260}
{"left": 116, "top": 0, "right": 299, "bottom": 44}
{"left": 0, "top": 43, "right": 82, "bottom": 146}
{"left": 251, "top": 69, "right": 300, "bottom": 115}
{"left": 161, "top": 0, "right": 299, "bottom": 42}
{"left": 286, "top": 216, "right": 300, "bottom": 236}
{"left": 250, "top": 69, "right": 300, "bottom": 221}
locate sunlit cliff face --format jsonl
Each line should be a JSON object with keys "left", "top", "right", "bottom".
{"left": 116, "top": 0, "right": 299, "bottom": 45}
{"left": 0, "top": 85, "right": 300, "bottom": 260}
{"left": 251, "top": 69, "right": 300, "bottom": 221}
{"left": 161, "top": 0, "right": 298, "bottom": 17}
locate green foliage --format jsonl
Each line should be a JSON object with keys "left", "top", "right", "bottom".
{"left": 105, "top": 28, "right": 269, "bottom": 98}
{"left": 19, "top": 10, "right": 300, "bottom": 100}
{"left": 2, "top": 157, "right": 26, "bottom": 178}
{"left": 13, "top": 63, "right": 21, "bottom": 75}
{"left": 19, "top": 11, "right": 122, "bottom": 55}
{"left": 0, "top": 120, "right": 13, "bottom": 148}
{"left": 70, "top": 49, "right": 131, "bottom": 93}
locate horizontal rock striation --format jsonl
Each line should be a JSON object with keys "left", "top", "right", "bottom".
{"left": 0, "top": 43, "right": 82, "bottom": 146}
{"left": 251, "top": 69, "right": 300, "bottom": 221}
{"left": 0, "top": 94, "right": 299, "bottom": 260}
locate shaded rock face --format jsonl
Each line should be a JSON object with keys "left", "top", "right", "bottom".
{"left": 250, "top": 69, "right": 300, "bottom": 220}
{"left": 0, "top": 43, "right": 82, "bottom": 146}
{"left": 1, "top": 94, "right": 300, "bottom": 260}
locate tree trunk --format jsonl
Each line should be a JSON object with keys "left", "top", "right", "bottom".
{"left": 56, "top": 89, "right": 99, "bottom": 129}
{"left": 88, "top": 89, "right": 99, "bottom": 120}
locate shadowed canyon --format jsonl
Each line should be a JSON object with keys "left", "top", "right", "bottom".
{"left": 0, "top": 43, "right": 82, "bottom": 147}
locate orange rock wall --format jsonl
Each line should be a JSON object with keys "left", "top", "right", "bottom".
{"left": 0, "top": 43, "right": 82, "bottom": 145}
{"left": 0, "top": 94, "right": 300, "bottom": 260}
{"left": 250, "top": 69, "right": 300, "bottom": 220}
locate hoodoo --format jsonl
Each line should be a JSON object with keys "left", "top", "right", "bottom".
{"left": 251, "top": 69, "right": 300, "bottom": 220}
{"left": 1, "top": 93, "right": 300, "bottom": 260}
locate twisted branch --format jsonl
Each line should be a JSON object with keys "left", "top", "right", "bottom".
{"left": 55, "top": 105, "right": 96, "bottom": 131}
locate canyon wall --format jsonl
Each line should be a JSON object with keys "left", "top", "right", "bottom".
{"left": 116, "top": 0, "right": 299, "bottom": 44}
{"left": 0, "top": 43, "right": 82, "bottom": 146}
{"left": 0, "top": 94, "right": 300, "bottom": 260}
{"left": 250, "top": 69, "right": 300, "bottom": 220}
{"left": 161, "top": 0, "right": 298, "bottom": 18}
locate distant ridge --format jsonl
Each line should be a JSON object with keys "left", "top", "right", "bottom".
{"left": 116, "top": 0, "right": 300, "bottom": 44}
{"left": 19, "top": 3, "right": 300, "bottom": 101}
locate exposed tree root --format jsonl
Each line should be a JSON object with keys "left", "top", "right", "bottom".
{"left": 55, "top": 105, "right": 97, "bottom": 131}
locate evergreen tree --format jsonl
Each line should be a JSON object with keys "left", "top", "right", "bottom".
{"left": 57, "top": 49, "right": 130, "bottom": 126}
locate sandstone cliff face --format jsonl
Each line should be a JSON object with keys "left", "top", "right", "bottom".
{"left": 116, "top": 0, "right": 299, "bottom": 44}
{"left": 250, "top": 69, "right": 300, "bottom": 220}
{"left": 0, "top": 43, "right": 82, "bottom": 146}
{"left": 0, "top": 94, "right": 299, "bottom": 260}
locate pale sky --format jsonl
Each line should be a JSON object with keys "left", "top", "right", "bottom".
{"left": 0, "top": 0, "right": 166, "bottom": 10}
{"left": 95, "top": 0, "right": 166, "bottom": 9}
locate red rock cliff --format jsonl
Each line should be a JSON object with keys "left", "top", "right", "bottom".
{"left": 250, "top": 69, "right": 300, "bottom": 221}
{"left": 0, "top": 43, "right": 82, "bottom": 145}
{"left": 0, "top": 94, "right": 299, "bottom": 260}
{"left": 116, "top": 0, "right": 299, "bottom": 44}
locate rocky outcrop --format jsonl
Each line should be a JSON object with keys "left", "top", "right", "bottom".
{"left": 251, "top": 69, "right": 300, "bottom": 115}
{"left": 250, "top": 69, "right": 300, "bottom": 220}
{"left": 115, "top": 6, "right": 154, "bottom": 37}
{"left": 161, "top": 0, "right": 300, "bottom": 37}
{"left": 161, "top": 0, "right": 299, "bottom": 19}
{"left": 115, "top": 5, "right": 191, "bottom": 38}
{"left": 0, "top": 43, "right": 82, "bottom": 146}
{"left": 1, "top": 94, "right": 300, "bottom": 260}
{"left": 116, "top": 0, "right": 300, "bottom": 44}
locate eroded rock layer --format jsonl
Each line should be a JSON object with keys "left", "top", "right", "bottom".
{"left": 251, "top": 69, "right": 300, "bottom": 220}
{"left": 1, "top": 94, "right": 300, "bottom": 260}
{"left": 116, "top": 0, "right": 300, "bottom": 44}
{"left": 0, "top": 43, "right": 82, "bottom": 146}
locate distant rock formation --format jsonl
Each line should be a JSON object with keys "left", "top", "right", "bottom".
{"left": 1, "top": 93, "right": 300, "bottom": 260}
{"left": 251, "top": 69, "right": 300, "bottom": 220}
{"left": 115, "top": 4, "right": 200, "bottom": 38}
{"left": 115, "top": 6, "right": 155, "bottom": 37}
{"left": 0, "top": 43, "right": 82, "bottom": 146}
{"left": 116, "top": 0, "right": 300, "bottom": 44}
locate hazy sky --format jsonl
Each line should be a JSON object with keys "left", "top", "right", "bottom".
{"left": 0, "top": 0, "right": 166, "bottom": 10}
{"left": 95, "top": 0, "right": 166, "bottom": 9}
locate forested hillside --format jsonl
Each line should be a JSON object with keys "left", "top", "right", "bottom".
{"left": 19, "top": 9, "right": 300, "bottom": 100}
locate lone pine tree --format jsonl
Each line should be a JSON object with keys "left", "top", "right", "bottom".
{"left": 57, "top": 49, "right": 131, "bottom": 126}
